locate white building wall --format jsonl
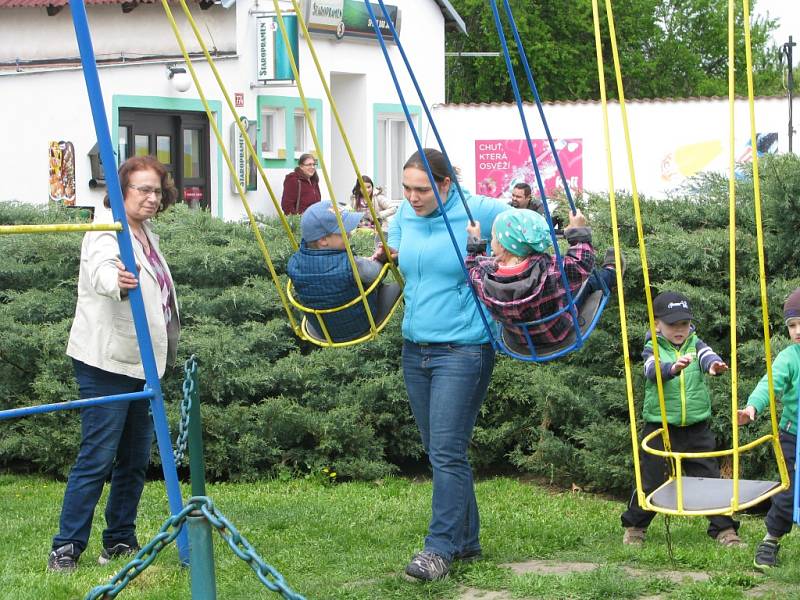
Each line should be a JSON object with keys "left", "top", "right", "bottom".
{"left": 430, "top": 96, "right": 798, "bottom": 200}
{"left": 0, "top": 0, "right": 446, "bottom": 220}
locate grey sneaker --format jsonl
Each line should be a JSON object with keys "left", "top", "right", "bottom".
{"left": 48, "top": 543, "right": 79, "bottom": 572}
{"left": 404, "top": 550, "right": 450, "bottom": 582}
{"left": 716, "top": 528, "right": 745, "bottom": 548}
{"left": 98, "top": 542, "right": 140, "bottom": 565}
{"left": 754, "top": 539, "right": 779, "bottom": 571}
{"left": 623, "top": 526, "right": 646, "bottom": 545}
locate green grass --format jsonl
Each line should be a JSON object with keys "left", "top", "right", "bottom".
{"left": 0, "top": 474, "right": 798, "bottom": 599}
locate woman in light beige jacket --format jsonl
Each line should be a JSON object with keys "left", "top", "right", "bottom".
{"left": 49, "top": 156, "right": 180, "bottom": 572}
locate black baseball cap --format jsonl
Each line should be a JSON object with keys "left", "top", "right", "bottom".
{"left": 653, "top": 291, "right": 693, "bottom": 324}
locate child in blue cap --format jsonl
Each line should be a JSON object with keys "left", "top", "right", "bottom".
{"left": 287, "top": 201, "right": 384, "bottom": 342}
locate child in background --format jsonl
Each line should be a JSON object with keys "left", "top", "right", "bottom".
{"left": 465, "top": 208, "right": 619, "bottom": 351}
{"left": 738, "top": 287, "right": 800, "bottom": 570}
{"left": 287, "top": 201, "right": 383, "bottom": 342}
{"left": 350, "top": 176, "right": 397, "bottom": 230}
{"left": 621, "top": 291, "right": 742, "bottom": 547}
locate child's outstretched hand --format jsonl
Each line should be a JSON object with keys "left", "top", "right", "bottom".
{"left": 670, "top": 354, "right": 693, "bottom": 375}
{"left": 709, "top": 360, "right": 729, "bottom": 376}
{"left": 737, "top": 405, "right": 756, "bottom": 425}
{"left": 566, "top": 209, "right": 587, "bottom": 229}
{"left": 371, "top": 243, "right": 398, "bottom": 264}
{"left": 466, "top": 220, "right": 481, "bottom": 240}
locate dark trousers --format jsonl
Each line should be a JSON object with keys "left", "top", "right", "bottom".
{"left": 621, "top": 420, "right": 739, "bottom": 538}
{"left": 575, "top": 267, "right": 615, "bottom": 309}
{"left": 52, "top": 360, "right": 153, "bottom": 553}
{"left": 765, "top": 431, "right": 797, "bottom": 538}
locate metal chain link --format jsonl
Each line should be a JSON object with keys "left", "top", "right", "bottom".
{"left": 173, "top": 355, "right": 197, "bottom": 464}
{"left": 85, "top": 496, "right": 306, "bottom": 600}
{"left": 194, "top": 496, "right": 306, "bottom": 600}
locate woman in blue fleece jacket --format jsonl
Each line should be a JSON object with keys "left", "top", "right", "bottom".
{"left": 385, "top": 148, "right": 507, "bottom": 582}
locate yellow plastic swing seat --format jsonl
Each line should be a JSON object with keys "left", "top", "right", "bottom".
{"left": 649, "top": 477, "right": 782, "bottom": 513}
{"left": 286, "top": 259, "right": 404, "bottom": 347}
{"left": 301, "top": 282, "right": 403, "bottom": 345}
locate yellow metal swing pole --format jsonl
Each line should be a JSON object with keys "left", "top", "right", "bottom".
{"left": 160, "top": 0, "right": 302, "bottom": 337}
{"left": 725, "top": 0, "right": 743, "bottom": 510}
{"left": 270, "top": 3, "right": 379, "bottom": 336}
{"left": 741, "top": 0, "right": 790, "bottom": 491}
{"left": 283, "top": 0, "right": 402, "bottom": 287}
{"left": 171, "top": 0, "right": 297, "bottom": 249}
{"left": 0, "top": 222, "right": 122, "bottom": 235}
{"left": 602, "top": 0, "right": 675, "bottom": 508}
{"left": 590, "top": 0, "right": 642, "bottom": 508}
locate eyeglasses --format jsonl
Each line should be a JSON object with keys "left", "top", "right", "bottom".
{"left": 128, "top": 184, "right": 163, "bottom": 198}
{"left": 302, "top": 161, "right": 318, "bottom": 167}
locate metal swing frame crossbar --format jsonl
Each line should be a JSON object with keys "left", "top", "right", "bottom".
{"left": 592, "top": 0, "right": 789, "bottom": 517}
{"left": 0, "top": 223, "right": 122, "bottom": 235}
{"left": 487, "top": 0, "right": 612, "bottom": 362}
{"left": 160, "top": 0, "right": 402, "bottom": 349}
{"left": 0, "top": 0, "right": 189, "bottom": 563}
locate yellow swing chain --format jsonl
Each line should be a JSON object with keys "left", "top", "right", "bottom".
{"left": 740, "top": 0, "right": 790, "bottom": 490}
{"left": 592, "top": 0, "right": 669, "bottom": 509}
{"left": 160, "top": 0, "right": 302, "bottom": 337}
{"left": 269, "top": 1, "right": 397, "bottom": 338}
{"left": 279, "top": 0, "right": 403, "bottom": 287}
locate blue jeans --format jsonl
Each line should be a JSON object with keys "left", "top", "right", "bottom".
{"left": 402, "top": 341, "right": 495, "bottom": 561}
{"left": 52, "top": 360, "right": 154, "bottom": 553}
{"left": 575, "top": 267, "right": 615, "bottom": 309}
{"left": 765, "top": 431, "right": 797, "bottom": 538}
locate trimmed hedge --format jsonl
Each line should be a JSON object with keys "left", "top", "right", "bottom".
{"left": 1, "top": 153, "right": 799, "bottom": 493}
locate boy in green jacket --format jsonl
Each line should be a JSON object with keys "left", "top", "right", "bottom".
{"left": 738, "top": 287, "right": 800, "bottom": 570}
{"left": 621, "top": 291, "right": 742, "bottom": 546}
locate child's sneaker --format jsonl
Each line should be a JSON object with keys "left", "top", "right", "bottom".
{"left": 754, "top": 539, "right": 780, "bottom": 571}
{"left": 622, "top": 526, "right": 646, "bottom": 545}
{"left": 404, "top": 550, "right": 450, "bottom": 582}
{"left": 716, "top": 528, "right": 745, "bottom": 547}
{"left": 47, "top": 543, "right": 79, "bottom": 572}
{"left": 603, "top": 248, "right": 626, "bottom": 277}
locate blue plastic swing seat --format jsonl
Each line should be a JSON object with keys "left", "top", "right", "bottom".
{"left": 497, "top": 281, "right": 610, "bottom": 362}
{"left": 649, "top": 477, "right": 782, "bottom": 513}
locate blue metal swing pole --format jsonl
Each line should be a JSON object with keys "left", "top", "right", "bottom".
{"left": 364, "top": 0, "right": 500, "bottom": 351}
{"left": 488, "top": 0, "right": 583, "bottom": 346}
{"left": 68, "top": 0, "right": 188, "bottom": 562}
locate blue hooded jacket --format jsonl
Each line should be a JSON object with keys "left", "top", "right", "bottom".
{"left": 388, "top": 186, "right": 508, "bottom": 344}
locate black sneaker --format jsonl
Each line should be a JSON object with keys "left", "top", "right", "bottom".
{"left": 454, "top": 548, "right": 482, "bottom": 563}
{"left": 754, "top": 539, "right": 779, "bottom": 571}
{"left": 602, "top": 248, "right": 626, "bottom": 277}
{"left": 404, "top": 550, "right": 450, "bottom": 582}
{"left": 48, "top": 543, "right": 79, "bottom": 573}
{"left": 98, "top": 542, "right": 140, "bottom": 565}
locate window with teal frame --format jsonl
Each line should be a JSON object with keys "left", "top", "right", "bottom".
{"left": 257, "top": 95, "right": 323, "bottom": 169}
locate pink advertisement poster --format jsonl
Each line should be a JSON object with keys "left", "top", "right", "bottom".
{"left": 475, "top": 139, "right": 583, "bottom": 199}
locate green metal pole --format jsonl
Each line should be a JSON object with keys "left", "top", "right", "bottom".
{"left": 186, "top": 359, "right": 217, "bottom": 599}
{"left": 188, "top": 513, "right": 217, "bottom": 600}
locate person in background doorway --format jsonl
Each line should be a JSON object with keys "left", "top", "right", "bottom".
{"left": 281, "top": 153, "right": 322, "bottom": 215}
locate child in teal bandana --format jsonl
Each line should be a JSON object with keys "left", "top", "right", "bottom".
{"left": 466, "top": 208, "right": 620, "bottom": 351}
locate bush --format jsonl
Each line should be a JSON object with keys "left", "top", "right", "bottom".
{"left": 1, "top": 154, "right": 799, "bottom": 494}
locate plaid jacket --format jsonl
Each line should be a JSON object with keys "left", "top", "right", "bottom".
{"left": 466, "top": 227, "right": 596, "bottom": 347}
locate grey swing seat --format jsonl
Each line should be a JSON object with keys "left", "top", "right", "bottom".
{"left": 649, "top": 477, "right": 782, "bottom": 512}
{"left": 500, "top": 281, "right": 606, "bottom": 361}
